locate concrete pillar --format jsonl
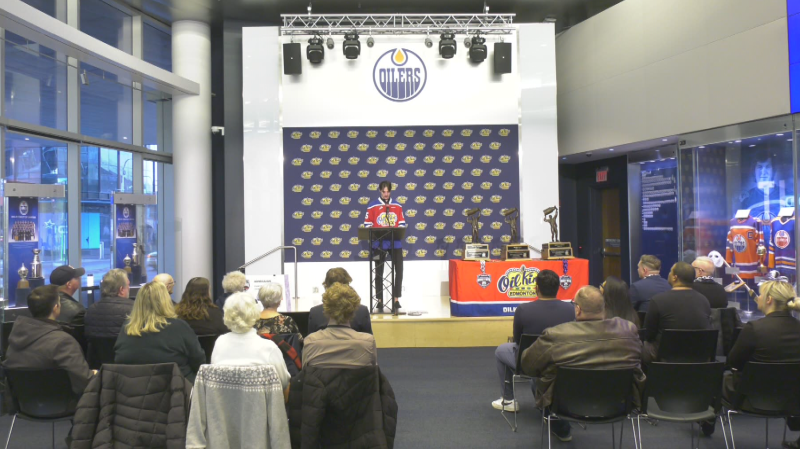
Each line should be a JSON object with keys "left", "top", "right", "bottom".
{"left": 172, "top": 20, "right": 211, "bottom": 299}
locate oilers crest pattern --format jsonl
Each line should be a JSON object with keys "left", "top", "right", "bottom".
{"left": 732, "top": 234, "right": 747, "bottom": 253}
{"left": 284, "top": 125, "right": 520, "bottom": 262}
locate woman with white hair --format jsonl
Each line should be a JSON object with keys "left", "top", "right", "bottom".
{"left": 254, "top": 283, "right": 300, "bottom": 336}
{"left": 215, "top": 271, "right": 248, "bottom": 308}
{"left": 210, "top": 292, "right": 290, "bottom": 392}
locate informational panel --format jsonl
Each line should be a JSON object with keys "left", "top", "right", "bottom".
{"left": 8, "top": 197, "right": 39, "bottom": 304}
{"left": 283, "top": 125, "right": 520, "bottom": 262}
{"left": 246, "top": 274, "right": 292, "bottom": 312}
{"left": 640, "top": 160, "right": 679, "bottom": 273}
{"left": 115, "top": 204, "right": 137, "bottom": 270}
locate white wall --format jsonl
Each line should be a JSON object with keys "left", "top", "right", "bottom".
{"left": 557, "top": 0, "right": 790, "bottom": 156}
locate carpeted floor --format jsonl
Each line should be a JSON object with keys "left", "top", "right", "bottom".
{"left": 0, "top": 347, "right": 796, "bottom": 448}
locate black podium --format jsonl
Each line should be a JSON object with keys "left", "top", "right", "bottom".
{"left": 358, "top": 227, "right": 405, "bottom": 314}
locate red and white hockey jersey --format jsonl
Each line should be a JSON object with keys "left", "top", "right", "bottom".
{"left": 726, "top": 216, "right": 765, "bottom": 279}
{"left": 364, "top": 197, "right": 406, "bottom": 249}
{"left": 769, "top": 216, "right": 796, "bottom": 276}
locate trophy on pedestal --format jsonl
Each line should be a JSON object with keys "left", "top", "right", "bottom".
{"left": 463, "top": 208, "right": 489, "bottom": 261}
{"left": 30, "top": 248, "right": 43, "bottom": 280}
{"left": 124, "top": 254, "right": 132, "bottom": 273}
{"left": 541, "top": 206, "right": 574, "bottom": 260}
{"left": 757, "top": 243, "right": 768, "bottom": 274}
{"left": 500, "top": 208, "right": 530, "bottom": 260}
{"left": 17, "top": 264, "right": 29, "bottom": 289}
{"left": 132, "top": 243, "right": 142, "bottom": 267}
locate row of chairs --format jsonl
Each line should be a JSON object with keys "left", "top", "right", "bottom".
{"left": 84, "top": 334, "right": 220, "bottom": 368}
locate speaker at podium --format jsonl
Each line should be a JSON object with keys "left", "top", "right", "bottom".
{"left": 358, "top": 227, "right": 406, "bottom": 315}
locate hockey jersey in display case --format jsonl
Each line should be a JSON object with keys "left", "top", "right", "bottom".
{"left": 726, "top": 216, "right": 764, "bottom": 279}
{"left": 768, "top": 216, "right": 796, "bottom": 277}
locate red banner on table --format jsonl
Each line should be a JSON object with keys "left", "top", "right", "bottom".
{"left": 449, "top": 258, "right": 590, "bottom": 317}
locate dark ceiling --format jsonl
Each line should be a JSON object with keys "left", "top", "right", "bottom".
{"left": 120, "top": 0, "right": 624, "bottom": 33}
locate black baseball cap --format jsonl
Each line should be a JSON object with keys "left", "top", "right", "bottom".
{"left": 50, "top": 265, "right": 86, "bottom": 286}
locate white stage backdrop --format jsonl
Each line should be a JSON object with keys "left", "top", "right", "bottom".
{"left": 242, "top": 25, "right": 558, "bottom": 312}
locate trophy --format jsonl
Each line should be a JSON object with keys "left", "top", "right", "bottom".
{"left": 17, "top": 264, "right": 29, "bottom": 289}
{"left": 123, "top": 254, "right": 132, "bottom": 273}
{"left": 541, "top": 206, "right": 574, "bottom": 260}
{"left": 132, "top": 243, "right": 141, "bottom": 267}
{"left": 30, "top": 248, "right": 43, "bottom": 279}
{"left": 500, "top": 208, "right": 530, "bottom": 260}
{"left": 463, "top": 208, "right": 489, "bottom": 261}
{"left": 757, "top": 243, "right": 768, "bottom": 274}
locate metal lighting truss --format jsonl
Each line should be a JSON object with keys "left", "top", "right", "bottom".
{"left": 280, "top": 14, "right": 515, "bottom": 36}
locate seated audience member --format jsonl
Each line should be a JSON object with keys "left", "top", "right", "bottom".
{"left": 153, "top": 273, "right": 175, "bottom": 298}
{"left": 303, "top": 283, "right": 377, "bottom": 368}
{"left": 308, "top": 267, "right": 372, "bottom": 335}
{"left": 492, "top": 269, "right": 574, "bottom": 412}
{"left": 629, "top": 255, "right": 671, "bottom": 312}
{"left": 211, "top": 292, "right": 290, "bottom": 392}
{"left": 4, "top": 285, "right": 95, "bottom": 394}
{"left": 642, "top": 262, "right": 712, "bottom": 363}
{"left": 521, "top": 286, "right": 645, "bottom": 442}
{"left": 50, "top": 265, "right": 87, "bottom": 326}
{"left": 85, "top": 269, "right": 132, "bottom": 338}
{"left": 215, "top": 270, "right": 246, "bottom": 308}
{"left": 175, "top": 277, "right": 227, "bottom": 336}
{"left": 115, "top": 282, "right": 206, "bottom": 382}
{"left": 691, "top": 256, "right": 729, "bottom": 308}
{"left": 601, "top": 276, "right": 640, "bottom": 327}
{"left": 255, "top": 283, "right": 300, "bottom": 336}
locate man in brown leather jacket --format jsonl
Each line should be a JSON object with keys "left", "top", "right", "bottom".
{"left": 521, "top": 286, "right": 645, "bottom": 442}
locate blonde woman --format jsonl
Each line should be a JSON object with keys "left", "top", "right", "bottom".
{"left": 114, "top": 282, "right": 206, "bottom": 382}
{"left": 303, "top": 283, "right": 377, "bottom": 368}
{"left": 211, "top": 292, "right": 290, "bottom": 391}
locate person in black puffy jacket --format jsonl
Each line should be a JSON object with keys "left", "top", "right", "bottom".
{"left": 85, "top": 269, "right": 132, "bottom": 338}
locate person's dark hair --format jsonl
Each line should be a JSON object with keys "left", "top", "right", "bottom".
{"left": 537, "top": 270, "right": 560, "bottom": 298}
{"left": 323, "top": 267, "right": 353, "bottom": 289}
{"left": 672, "top": 261, "right": 696, "bottom": 286}
{"left": 602, "top": 276, "right": 639, "bottom": 327}
{"left": 755, "top": 148, "right": 772, "bottom": 164}
{"left": 175, "top": 277, "right": 216, "bottom": 321}
{"left": 28, "top": 284, "right": 60, "bottom": 318}
{"left": 378, "top": 181, "right": 392, "bottom": 192}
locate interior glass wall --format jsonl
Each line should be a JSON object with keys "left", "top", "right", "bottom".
{"left": 80, "top": 63, "right": 133, "bottom": 144}
{"left": 79, "top": 0, "right": 133, "bottom": 54}
{"left": 143, "top": 160, "right": 159, "bottom": 280}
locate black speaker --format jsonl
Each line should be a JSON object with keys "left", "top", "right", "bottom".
{"left": 283, "top": 43, "right": 302, "bottom": 75}
{"left": 494, "top": 42, "right": 512, "bottom": 74}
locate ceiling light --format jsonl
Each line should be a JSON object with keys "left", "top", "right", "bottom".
{"left": 439, "top": 33, "right": 456, "bottom": 59}
{"left": 662, "top": 138, "right": 667, "bottom": 142}
{"left": 367, "top": 36, "right": 374, "bottom": 48}
{"left": 777, "top": 133, "right": 784, "bottom": 136}
{"left": 424, "top": 36, "right": 433, "bottom": 48}
{"left": 561, "top": 157, "right": 567, "bottom": 160}
{"left": 464, "top": 37, "right": 472, "bottom": 49}
{"left": 307, "top": 35, "right": 324, "bottom": 63}
{"left": 608, "top": 148, "right": 615, "bottom": 152}
{"left": 699, "top": 146, "right": 705, "bottom": 148}
{"left": 749, "top": 144, "right": 755, "bottom": 147}
{"left": 80, "top": 70, "right": 89, "bottom": 86}
{"left": 326, "top": 37, "right": 334, "bottom": 49}
{"left": 735, "top": 140, "right": 741, "bottom": 143}
{"left": 343, "top": 33, "right": 360, "bottom": 59}
{"left": 468, "top": 35, "right": 487, "bottom": 63}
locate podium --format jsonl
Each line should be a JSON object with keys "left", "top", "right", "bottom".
{"left": 358, "top": 227, "right": 406, "bottom": 314}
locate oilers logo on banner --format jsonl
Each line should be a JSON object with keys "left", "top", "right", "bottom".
{"left": 477, "top": 260, "right": 491, "bottom": 289}
{"left": 373, "top": 49, "right": 427, "bottom": 102}
{"left": 732, "top": 234, "right": 747, "bottom": 253}
{"left": 19, "top": 201, "right": 29, "bottom": 216}
{"left": 497, "top": 265, "right": 540, "bottom": 298}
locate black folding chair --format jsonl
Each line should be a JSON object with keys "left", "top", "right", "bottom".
{"left": 721, "top": 362, "right": 800, "bottom": 449}
{"left": 657, "top": 329, "right": 718, "bottom": 362}
{"left": 197, "top": 335, "right": 220, "bottom": 364}
{"left": 638, "top": 328, "right": 647, "bottom": 342}
{"left": 544, "top": 367, "right": 638, "bottom": 449}
{"left": 637, "top": 311, "right": 647, "bottom": 326}
{"left": 637, "top": 362, "right": 724, "bottom": 448}
{"left": 86, "top": 336, "right": 118, "bottom": 369}
{"left": 501, "top": 334, "right": 539, "bottom": 432}
{"left": 4, "top": 368, "right": 81, "bottom": 449}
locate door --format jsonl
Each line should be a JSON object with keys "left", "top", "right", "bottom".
{"left": 600, "top": 188, "right": 622, "bottom": 280}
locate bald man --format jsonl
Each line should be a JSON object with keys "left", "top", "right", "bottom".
{"left": 690, "top": 257, "right": 728, "bottom": 308}
{"left": 153, "top": 273, "right": 175, "bottom": 295}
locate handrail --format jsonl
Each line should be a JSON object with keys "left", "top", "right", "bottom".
{"left": 238, "top": 246, "right": 298, "bottom": 309}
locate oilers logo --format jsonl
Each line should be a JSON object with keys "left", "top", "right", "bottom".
{"left": 310, "top": 131, "right": 321, "bottom": 139}
{"left": 377, "top": 143, "right": 388, "bottom": 151}
{"left": 424, "top": 209, "right": 436, "bottom": 217}
{"left": 348, "top": 184, "right": 360, "bottom": 191}
{"left": 732, "top": 235, "right": 747, "bottom": 253}
{"left": 471, "top": 142, "right": 482, "bottom": 150}
{"left": 292, "top": 185, "right": 304, "bottom": 193}
{"left": 444, "top": 182, "right": 455, "bottom": 190}
{"left": 444, "top": 209, "right": 456, "bottom": 217}
{"left": 291, "top": 131, "right": 302, "bottom": 139}
{"left": 349, "top": 236, "right": 360, "bottom": 245}
{"left": 480, "top": 129, "right": 492, "bottom": 137}
{"left": 329, "top": 157, "right": 341, "bottom": 165}
{"left": 499, "top": 129, "right": 510, "bottom": 137}
{"left": 776, "top": 230, "right": 791, "bottom": 249}
{"left": 312, "top": 238, "right": 323, "bottom": 246}
{"left": 358, "top": 196, "right": 371, "bottom": 205}
{"left": 367, "top": 130, "right": 378, "bottom": 138}
{"left": 406, "top": 209, "right": 418, "bottom": 217}
{"left": 311, "top": 211, "right": 323, "bottom": 219}
{"left": 368, "top": 183, "right": 379, "bottom": 191}
{"left": 349, "top": 210, "right": 361, "bottom": 218}
{"left": 405, "top": 156, "right": 416, "bottom": 164}
{"left": 321, "top": 171, "right": 332, "bottom": 179}
{"left": 358, "top": 144, "right": 369, "bottom": 151}
{"left": 292, "top": 238, "right": 304, "bottom": 245}
{"left": 301, "top": 145, "right": 312, "bottom": 152}
{"left": 443, "top": 129, "right": 454, "bottom": 137}
{"left": 491, "top": 222, "right": 503, "bottom": 230}
{"left": 377, "top": 169, "right": 389, "bottom": 177}
{"left": 311, "top": 158, "right": 322, "bottom": 166}
{"left": 491, "top": 195, "right": 502, "bottom": 203}
{"left": 395, "top": 169, "right": 407, "bottom": 178}
{"left": 435, "top": 222, "right": 446, "bottom": 230}
{"left": 452, "top": 142, "right": 464, "bottom": 150}
{"left": 414, "top": 196, "right": 427, "bottom": 204}
{"left": 292, "top": 211, "right": 304, "bottom": 219}
{"left": 442, "top": 156, "right": 455, "bottom": 163}
{"left": 415, "top": 249, "right": 428, "bottom": 257}
{"left": 461, "top": 129, "right": 473, "bottom": 137}
{"left": 359, "top": 250, "right": 370, "bottom": 258}
{"left": 301, "top": 197, "right": 314, "bottom": 206}
{"left": 461, "top": 156, "right": 473, "bottom": 163}
{"left": 405, "top": 183, "right": 417, "bottom": 191}
{"left": 490, "top": 142, "right": 501, "bottom": 150}
{"left": 499, "top": 155, "right": 511, "bottom": 163}
{"left": 414, "top": 143, "right": 426, "bottom": 151}
{"left": 433, "top": 142, "right": 445, "bottom": 150}
{"left": 434, "top": 195, "right": 446, "bottom": 203}
{"left": 444, "top": 235, "right": 456, "bottom": 243}
{"left": 320, "top": 197, "right": 332, "bottom": 205}
{"left": 311, "top": 184, "right": 323, "bottom": 192}
{"left": 396, "top": 196, "right": 408, "bottom": 204}
{"left": 302, "top": 251, "right": 314, "bottom": 259}
{"left": 348, "top": 157, "right": 360, "bottom": 165}
{"left": 415, "top": 223, "right": 428, "bottom": 231}
{"left": 373, "top": 48, "right": 427, "bottom": 102}
{"left": 417, "top": 171, "right": 429, "bottom": 178}
{"left": 500, "top": 182, "right": 511, "bottom": 190}
{"left": 367, "top": 157, "right": 379, "bottom": 165}
{"left": 404, "top": 130, "right": 416, "bottom": 138}
{"left": 329, "top": 184, "right": 341, "bottom": 191}
{"left": 358, "top": 170, "right": 370, "bottom": 178}
{"left": 328, "top": 131, "right": 340, "bottom": 138}
{"left": 347, "top": 130, "right": 359, "bottom": 138}
{"left": 320, "top": 144, "right": 331, "bottom": 152}
{"left": 339, "top": 170, "right": 351, "bottom": 178}
{"left": 424, "top": 156, "right": 436, "bottom": 164}
{"left": 396, "top": 143, "right": 407, "bottom": 151}
{"left": 385, "top": 130, "right": 397, "bottom": 138}
{"left": 340, "top": 223, "right": 352, "bottom": 232}
{"left": 339, "top": 144, "right": 350, "bottom": 152}
{"left": 301, "top": 171, "right": 313, "bottom": 179}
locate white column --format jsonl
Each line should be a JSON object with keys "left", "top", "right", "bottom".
{"left": 172, "top": 20, "right": 211, "bottom": 299}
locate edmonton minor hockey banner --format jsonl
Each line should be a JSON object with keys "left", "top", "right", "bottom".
{"left": 8, "top": 197, "right": 39, "bottom": 305}
{"left": 283, "top": 125, "right": 521, "bottom": 262}
{"left": 115, "top": 204, "right": 137, "bottom": 270}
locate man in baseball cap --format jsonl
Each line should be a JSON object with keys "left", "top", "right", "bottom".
{"left": 50, "top": 265, "right": 86, "bottom": 326}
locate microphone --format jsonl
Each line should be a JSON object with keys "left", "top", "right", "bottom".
{"left": 384, "top": 203, "right": 391, "bottom": 226}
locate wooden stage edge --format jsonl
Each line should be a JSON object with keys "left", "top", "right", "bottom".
{"left": 371, "top": 314, "right": 513, "bottom": 349}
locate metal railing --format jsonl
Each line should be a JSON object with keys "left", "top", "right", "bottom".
{"left": 280, "top": 13, "right": 516, "bottom": 36}
{"left": 238, "top": 246, "right": 298, "bottom": 310}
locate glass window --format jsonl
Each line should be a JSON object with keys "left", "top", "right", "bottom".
{"left": 143, "top": 89, "right": 171, "bottom": 152}
{"left": 20, "top": 0, "right": 64, "bottom": 19}
{"left": 4, "top": 33, "right": 68, "bottom": 130}
{"left": 143, "top": 160, "right": 159, "bottom": 280}
{"left": 143, "top": 24, "right": 172, "bottom": 72}
{"left": 80, "top": 63, "right": 133, "bottom": 144}
{"left": 80, "top": 146, "right": 133, "bottom": 278}
{"left": 79, "top": 0, "right": 132, "bottom": 54}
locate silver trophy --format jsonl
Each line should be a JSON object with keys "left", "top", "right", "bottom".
{"left": 30, "top": 248, "right": 43, "bottom": 279}
{"left": 17, "top": 264, "right": 29, "bottom": 289}
{"left": 124, "top": 254, "right": 132, "bottom": 273}
{"left": 132, "top": 243, "right": 141, "bottom": 267}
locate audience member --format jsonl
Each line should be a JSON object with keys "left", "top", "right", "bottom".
{"left": 492, "top": 269, "right": 574, "bottom": 412}
{"left": 255, "top": 283, "right": 300, "bottom": 335}
{"left": 4, "top": 285, "right": 94, "bottom": 394}
{"left": 642, "top": 262, "right": 712, "bottom": 363}
{"left": 175, "top": 277, "right": 227, "bottom": 336}
{"left": 691, "top": 256, "right": 728, "bottom": 308}
{"left": 153, "top": 273, "right": 175, "bottom": 297}
{"left": 215, "top": 271, "right": 246, "bottom": 308}
{"left": 211, "top": 292, "right": 290, "bottom": 393}
{"left": 114, "top": 282, "right": 205, "bottom": 382}
{"left": 303, "top": 283, "right": 376, "bottom": 368}
{"left": 521, "top": 286, "right": 645, "bottom": 442}
{"left": 50, "top": 265, "right": 87, "bottom": 326}
{"left": 85, "top": 269, "right": 132, "bottom": 338}
{"left": 629, "top": 255, "right": 671, "bottom": 312}
{"left": 308, "top": 267, "right": 372, "bottom": 335}
{"left": 601, "top": 276, "right": 640, "bottom": 327}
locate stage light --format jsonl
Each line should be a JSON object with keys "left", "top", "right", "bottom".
{"left": 306, "top": 35, "right": 324, "bottom": 63}
{"left": 343, "top": 33, "right": 360, "bottom": 59}
{"left": 464, "top": 37, "right": 471, "bottom": 49}
{"left": 367, "top": 36, "right": 374, "bottom": 47}
{"left": 469, "top": 35, "right": 487, "bottom": 62}
{"left": 326, "top": 37, "right": 334, "bottom": 49}
{"left": 439, "top": 33, "right": 456, "bottom": 59}
{"left": 424, "top": 37, "right": 433, "bottom": 48}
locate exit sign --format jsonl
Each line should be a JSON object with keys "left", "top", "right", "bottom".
{"left": 596, "top": 167, "right": 609, "bottom": 182}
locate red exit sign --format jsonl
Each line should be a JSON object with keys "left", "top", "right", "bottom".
{"left": 596, "top": 167, "right": 609, "bottom": 182}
